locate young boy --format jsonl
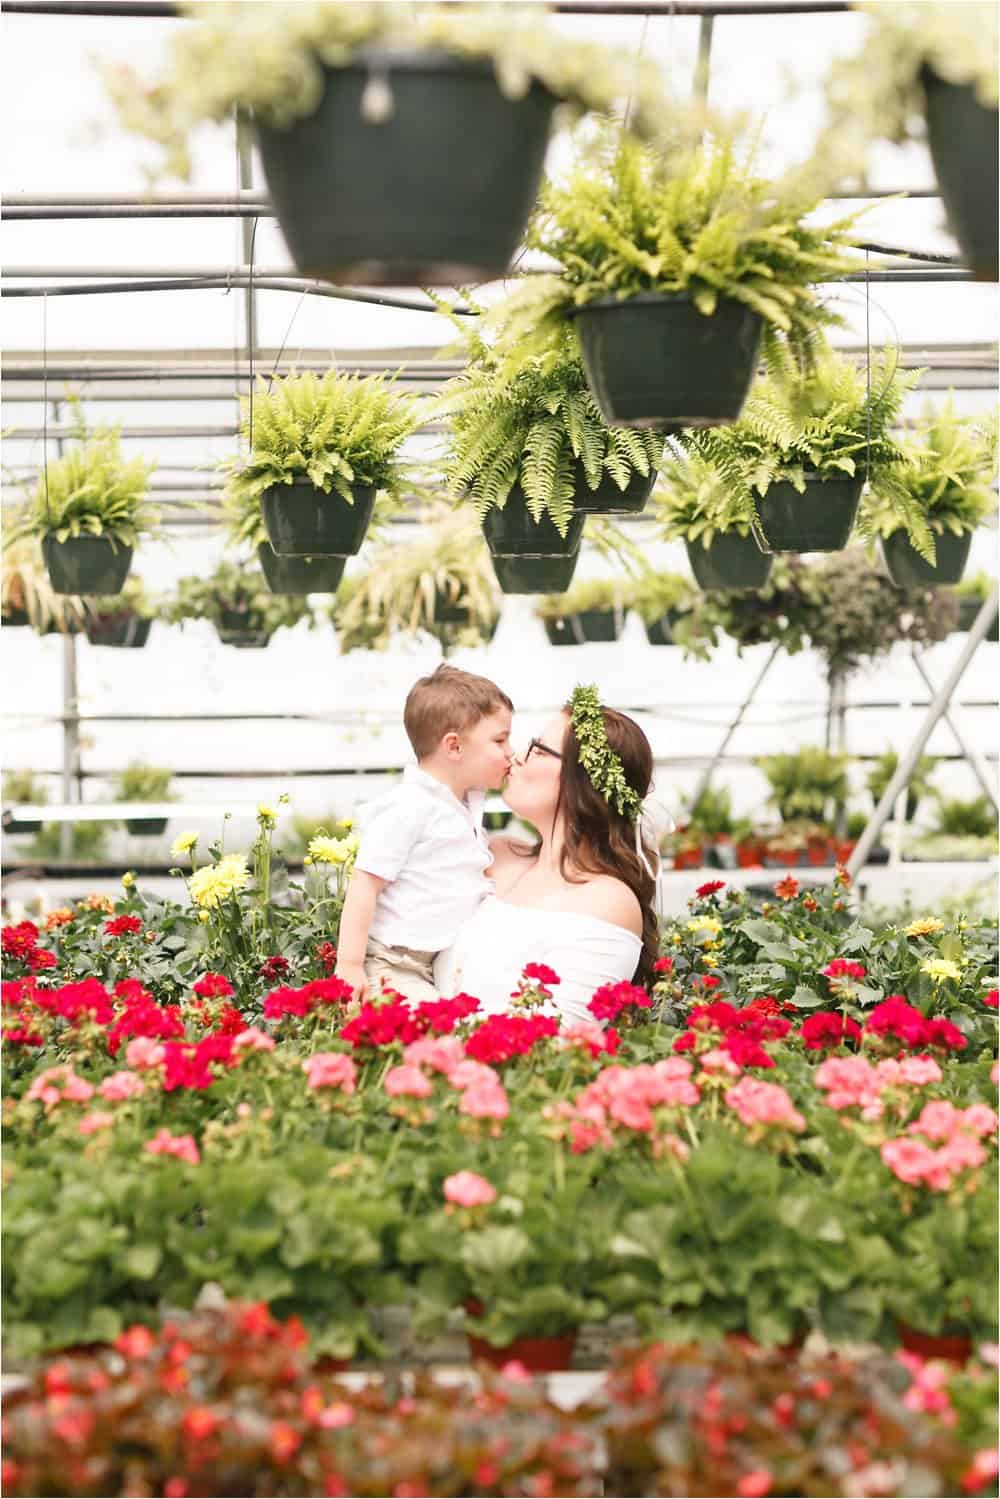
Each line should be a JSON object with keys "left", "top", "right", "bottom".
{"left": 335, "top": 664, "right": 514, "bottom": 1003}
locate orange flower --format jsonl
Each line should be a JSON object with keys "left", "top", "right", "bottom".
{"left": 774, "top": 876, "right": 799, "bottom": 900}
{"left": 269, "top": 1421, "right": 302, "bottom": 1464}
{"left": 803, "top": 895, "right": 818, "bottom": 912}
{"left": 43, "top": 908, "right": 75, "bottom": 930}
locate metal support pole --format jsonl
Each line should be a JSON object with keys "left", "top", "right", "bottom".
{"left": 235, "top": 113, "right": 257, "bottom": 405}
{"left": 909, "top": 646, "right": 1000, "bottom": 812}
{"left": 693, "top": 13, "right": 715, "bottom": 101}
{"left": 846, "top": 583, "right": 1000, "bottom": 878}
{"left": 689, "top": 643, "right": 781, "bottom": 808}
{"left": 826, "top": 672, "right": 849, "bottom": 836}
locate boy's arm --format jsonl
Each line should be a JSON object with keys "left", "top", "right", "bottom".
{"left": 335, "top": 869, "right": 388, "bottom": 1001}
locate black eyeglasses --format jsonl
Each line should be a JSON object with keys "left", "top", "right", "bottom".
{"left": 526, "top": 738, "right": 563, "bottom": 762}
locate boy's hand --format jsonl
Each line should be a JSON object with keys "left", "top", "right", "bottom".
{"left": 335, "top": 961, "right": 369, "bottom": 1003}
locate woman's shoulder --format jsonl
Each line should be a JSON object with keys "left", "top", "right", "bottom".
{"left": 566, "top": 875, "right": 643, "bottom": 937}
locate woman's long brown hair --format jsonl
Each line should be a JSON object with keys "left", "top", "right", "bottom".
{"left": 516, "top": 705, "right": 659, "bottom": 986}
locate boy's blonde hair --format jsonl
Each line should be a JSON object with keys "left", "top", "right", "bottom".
{"left": 404, "top": 665, "right": 513, "bottom": 759}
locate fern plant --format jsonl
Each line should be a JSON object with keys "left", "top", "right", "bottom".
{"left": 332, "top": 508, "right": 500, "bottom": 655}
{"left": 496, "top": 129, "right": 862, "bottom": 372}
{"left": 113, "top": 763, "right": 176, "bottom": 804}
{"left": 85, "top": 576, "right": 157, "bottom": 622}
{"left": 1, "top": 536, "right": 88, "bottom": 634}
{"left": 626, "top": 570, "right": 699, "bottom": 624}
{"left": 433, "top": 316, "right": 662, "bottom": 538}
{"left": 223, "top": 370, "right": 416, "bottom": 520}
{"left": 858, "top": 400, "right": 997, "bottom": 564}
{"left": 5, "top": 428, "right": 157, "bottom": 549}
{"left": 756, "top": 746, "right": 850, "bottom": 823}
{"left": 683, "top": 345, "right": 919, "bottom": 509}
{"left": 163, "top": 560, "right": 312, "bottom": 635}
{"left": 534, "top": 577, "right": 628, "bottom": 620}
{"left": 652, "top": 451, "right": 757, "bottom": 546}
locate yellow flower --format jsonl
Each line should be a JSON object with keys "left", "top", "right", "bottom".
{"left": 188, "top": 853, "right": 250, "bottom": 910}
{"left": 958, "top": 919, "right": 969, "bottom": 931}
{"left": 278, "top": 792, "right": 290, "bottom": 805}
{"left": 257, "top": 802, "right": 277, "bottom": 823}
{"left": 686, "top": 916, "right": 722, "bottom": 941}
{"left": 198, "top": 909, "right": 211, "bottom": 924}
{"left": 701, "top": 953, "right": 719, "bottom": 968}
{"left": 905, "top": 917, "right": 945, "bottom": 938}
{"left": 920, "top": 958, "right": 963, "bottom": 983}
{"left": 121, "top": 871, "right": 136, "bottom": 889}
{"left": 309, "top": 833, "right": 360, "bottom": 866}
{"left": 170, "top": 831, "right": 199, "bottom": 856}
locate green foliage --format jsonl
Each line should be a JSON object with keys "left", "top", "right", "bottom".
{"left": 85, "top": 575, "right": 157, "bottom": 621}
{"left": 683, "top": 785, "right": 734, "bottom": 840}
{"left": 113, "top": 762, "right": 176, "bottom": 804}
{"left": 3, "top": 771, "right": 48, "bottom": 806}
{"left": 534, "top": 576, "right": 628, "bottom": 620}
{"left": 508, "top": 130, "right": 862, "bottom": 371}
{"left": 859, "top": 399, "right": 998, "bottom": 563}
{"left": 653, "top": 449, "right": 757, "bottom": 545}
{"left": 931, "top": 795, "right": 997, "bottom": 840}
{"left": 685, "top": 345, "right": 919, "bottom": 511}
{"left": 163, "top": 559, "right": 313, "bottom": 635}
{"left": 904, "top": 832, "right": 999, "bottom": 863}
{"left": 29, "top": 822, "right": 110, "bottom": 862}
{"left": 5, "top": 429, "right": 156, "bottom": 548}
{"left": 332, "top": 508, "right": 500, "bottom": 655}
{"left": 756, "top": 746, "right": 850, "bottom": 823}
{"left": 626, "top": 569, "right": 698, "bottom": 623}
{"left": 284, "top": 810, "right": 354, "bottom": 858}
{"left": 1, "top": 537, "right": 89, "bottom": 634}
{"left": 866, "top": 749, "right": 938, "bottom": 819}
{"left": 953, "top": 571, "right": 995, "bottom": 603}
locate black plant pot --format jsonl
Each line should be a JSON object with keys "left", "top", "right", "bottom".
{"left": 491, "top": 552, "right": 580, "bottom": 595}
{"left": 644, "top": 609, "right": 684, "bottom": 646}
{"left": 572, "top": 293, "right": 764, "bottom": 430}
{"left": 42, "top": 534, "right": 133, "bottom": 596}
{"left": 923, "top": 67, "right": 999, "bottom": 282}
{"left": 257, "top": 542, "right": 347, "bottom": 595}
{"left": 955, "top": 594, "right": 1000, "bottom": 640}
{"left": 756, "top": 473, "right": 864, "bottom": 553}
{"left": 262, "top": 481, "right": 377, "bottom": 558}
{"left": 543, "top": 609, "right": 620, "bottom": 646}
{"left": 255, "top": 50, "right": 557, "bottom": 286}
{"left": 686, "top": 532, "right": 773, "bottom": 591}
{"left": 216, "top": 608, "right": 272, "bottom": 649}
{"left": 85, "top": 613, "right": 153, "bottom": 648}
{"left": 3, "top": 814, "right": 43, "bottom": 835}
{"left": 125, "top": 818, "right": 169, "bottom": 837}
{"left": 483, "top": 486, "right": 586, "bottom": 559}
{"left": 2, "top": 607, "right": 30, "bottom": 628}
{"left": 572, "top": 465, "right": 658, "bottom": 516}
{"left": 882, "top": 529, "right": 972, "bottom": 587}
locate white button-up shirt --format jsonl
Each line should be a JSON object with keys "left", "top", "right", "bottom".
{"left": 356, "top": 766, "right": 494, "bottom": 952}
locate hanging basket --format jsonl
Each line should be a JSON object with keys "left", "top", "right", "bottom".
{"left": 2, "top": 607, "right": 31, "bottom": 628}
{"left": 923, "top": 68, "right": 999, "bottom": 282}
{"left": 257, "top": 542, "right": 347, "bottom": 595}
{"left": 262, "top": 480, "right": 377, "bottom": 558}
{"left": 85, "top": 613, "right": 153, "bottom": 648}
{"left": 686, "top": 532, "right": 773, "bottom": 592}
{"left": 255, "top": 50, "right": 557, "bottom": 286}
{"left": 571, "top": 293, "right": 764, "bottom": 430}
{"left": 644, "top": 609, "right": 685, "bottom": 646}
{"left": 215, "top": 608, "right": 272, "bottom": 649}
{"left": 881, "top": 528, "right": 972, "bottom": 587}
{"left": 42, "top": 534, "right": 133, "bottom": 596}
{"left": 756, "top": 473, "right": 864, "bottom": 553}
{"left": 125, "top": 817, "right": 169, "bottom": 837}
{"left": 543, "top": 609, "right": 620, "bottom": 646}
{"left": 572, "top": 464, "right": 658, "bottom": 516}
{"left": 482, "top": 486, "right": 585, "bottom": 560}
{"left": 955, "top": 594, "right": 1000, "bottom": 640}
{"left": 491, "top": 551, "right": 580, "bottom": 595}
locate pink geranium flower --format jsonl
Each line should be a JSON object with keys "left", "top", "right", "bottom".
{"left": 78, "top": 1111, "right": 115, "bottom": 1135}
{"left": 383, "top": 1064, "right": 432, "bottom": 1098}
{"left": 98, "top": 1070, "right": 145, "bottom": 1102}
{"left": 443, "top": 1171, "right": 496, "bottom": 1208}
{"left": 724, "top": 1078, "right": 805, "bottom": 1132}
{"left": 303, "top": 1052, "right": 358, "bottom": 1093}
{"left": 458, "top": 1082, "right": 510, "bottom": 1120}
{"left": 145, "top": 1128, "right": 200, "bottom": 1165}
{"left": 403, "top": 1036, "right": 465, "bottom": 1075}
{"left": 233, "top": 1026, "right": 275, "bottom": 1053}
{"left": 124, "top": 1037, "right": 167, "bottom": 1071}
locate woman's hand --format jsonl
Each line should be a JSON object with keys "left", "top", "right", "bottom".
{"left": 335, "top": 960, "right": 369, "bottom": 1003}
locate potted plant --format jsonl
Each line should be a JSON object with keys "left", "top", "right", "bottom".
{"left": 2, "top": 770, "right": 48, "bottom": 837}
{"left": 509, "top": 129, "right": 861, "bottom": 430}
{"left": 627, "top": 570, "right": 700, "bottom": 647}
{"left": 928, "top": 793, "right": 997, "bottom": 841}
{"left": 822, "top": 2, "right": 998, "bottom": 280}
{"left": 686, "top": 345, "right": 918, "bottom": 552}
{"left": 112, "top": 763, "right": 176, "bottom": 837}
{"left": 5, "top": 427, "right": 156, "bottom": 596}
{"left": 29, "top": 820, "right": 109, "bottom": 863}
{"left": 2, "top": 537, "right": 88, "bottom": 635}
{"left": 859, "top": 401, "right": 997, "bottom": 585}
{"left": 756, "top": 747, "right": 849, "bottom": 832}
{"left": 653, "top": 451, "right": 773, "bottom": 591}
{"left": 104, "top": 4, "right": 671, "bottom": 286}
{"left": 164, "top": 560, "right": 312, "bottom": 648}
{"left": 535, "top": 578, "right": 627, "bottom": 645}
{"left": 223, "top": 371, "right": 415, "bottom": 565}
{"left": 866, "top": 748, "right": 938, "bottom": 824}
{"left": 951, "top": 573, "right": 1000, "bottom": 641}
{"left": 84, "top": 577, "right": 157, "bottom": 648}
{"left": 332, "top": 510, "right": 500, "bottom": 655}
{"left": 222, "top": 476, "right": 347, "bottom": 597}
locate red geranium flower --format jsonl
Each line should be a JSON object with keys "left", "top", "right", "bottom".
{"left": 800, "top": 1012, "right": 862, "bottom": 1050}
{"left": 26, "top": 947, "right": 57, "bottom": 971}
{"left": 465, "top": 1013, "right": 559, "bottom": 1064}
{"left": 823, "top": 958, "right": 867, "bottom": 982}
{"left": 258, "top": 955, "right": 290, "bottom": 982}
{"left": 653, "top": 956, "right": 674, "bottom": 975}
{"left": 1, "top": 921, "right": 39, "bottom": 959}
{"left": 315, "top": 941, "right": 337, "bottom": 973}
{"left": 104, "top": 915, "right": 142, "bottom": 937}
{"left": 588, "top": 981, "right": 653, "bottom": 1023}
{"left": 985, "top": 989, "right": 999, "bottom": 1009}
{"left": 695, "top": 880, "right": 726, "bottom": 898}
{"left": 523, "top": 962, "right": 560, "bottom": 986}
{"left": 193, "top": 973, "right": 234, "bottom": 998}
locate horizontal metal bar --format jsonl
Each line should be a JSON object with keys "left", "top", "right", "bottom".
{"left": 3, "top": 275, "right": 477, "bottom": 313}
{"left": 2, "top": 0, "right": 856, "bottom": 14}
{"left": 3, "top": 204, "right": 272, "bottom": 220}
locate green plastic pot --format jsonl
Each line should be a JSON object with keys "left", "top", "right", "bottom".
{"left": 42, "top": 534, "right": 133, "bottom": 596}
{"left": 572, "top": 465, "right": 658, "bottom": 516}
{"left": 756, "top": 473, "right": 864, "bottom": 552}
{"left": 85, "top": 613, "right": 152, "bottom": 648}
{"left": 255, "top": 50, "right": 557, "bottom": 286}
{"left": 257, "top": 542, "right": 347, "bottom": 595}
{"left": 262, "top": 481, "right": 377, "bottom": 558}
{"left": 491, "top": 551, "right": 580, "bottom": 595}
{"left": 644, "top": 609, "right": 684, "bottom": 646}
{"left": 923, "top": 68, "right": 998, "bottom": 282}
{"left": 881, "top": 528, "right": 972, "bottom": 587}
{"left": 125, "top": 818, "right": 169, "bottom": 837}
{"left": 572, "top": 293, "right": 764, "bottom": 430}
{"left": 216, "top": 607, "right": 272, "bottom": 648}
{"left": 544, "top": 608, "right": 620, "bottom": 645}
{"left": 686, "top": 532, "right": 773, "bottom": 591}
{"left": 482, "top": 486, "right": 586, "bottom": 559}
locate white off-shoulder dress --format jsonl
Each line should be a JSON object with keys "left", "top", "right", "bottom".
{"left": 433, "top": 896, "right": 643, "bottom": 1028}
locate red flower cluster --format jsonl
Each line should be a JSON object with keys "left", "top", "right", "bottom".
{"left": 673, "top": 1001, "right": 792, "bottom": 1069}
{"left": 695, "top": 881, "right": 726, "bottom": 899}
{"left": 866, "top": 996, "right": 966, "bottom": 1053}
{"left": 823, "top": 959, "right": 867, "bottom": 982}
{"left": 263, "top": 977, "right": 355, "bottom": 1022}
{"left": 190, "top": 1002, "right": 247, "bottom": 1037}
{"left": 161, "top": 1033, "right": 237, "bottom": 1091}
{"left": 192, "top": 973, "right": 234, "bottom": 998}
{"left": 2, "top": 978, "right": 43, "bottom": 1045}
{"left": 34, "top": 978, "right": 115, "bottom": 1027}
{"left": 104, "top": 915, "right": 143, "bottom": 938}
{"left": 588, "top": 982, "right": 653, "bottom": 1023}
{"left": 259, "top": 955, "right": 291, "bottom": 982}
{"left": 1, "top": 921, "right": 57, "bottom": 974}
{"left": 464, "top": 1013, "right": 559, "bottom": 1065}
{"left": 107, "top": 983, "right": 185, "bottom": 1056}
{"left": 315, "top": 941, "right": 337, "bottom": 974}
{"left": 522, "top": 963, "right": 560, "bottom": 986}
{"left": 339, "top": 998, "right": 422, "bottom": 1049}
{"left": 653, "top": 957, "right": 674, "bottom": 976}
{"left": 411, "top": 993, "right": 480, "bottom": 1035}
{"left": 984, "top": 989, "right": 999, "bottom": 1010}
{"left": 800, "top": 1012, "right": 863, "bottom": 1050}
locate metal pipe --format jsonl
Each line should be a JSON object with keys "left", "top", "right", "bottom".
{"left": 3, "top": 0, "right": 857, "bottom": 15}
{"left": 693, "top": 14, "right": 715, "bottom": 104}
{"left": 845, "top": 582, "right": 1000, "bottom": 878}
{"left": 2, "top": 276, "right": 478, "bottom": 312}
{"left": 909, "top": 647, "right": 1000, "bottom": 811}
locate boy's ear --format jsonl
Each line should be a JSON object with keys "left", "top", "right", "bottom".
{"left": 441, "top": 730, "right": 462, "bottom": 759}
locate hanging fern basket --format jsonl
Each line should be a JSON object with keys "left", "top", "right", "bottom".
{"left": 543, "top": 609, "right": 621, "bottom": 645}
{"left": 881, "top": 529, "right": 972, "bottom": 587}
{"left": 756, "top": 473, "right": 864, "bottom": 553}
{"left": 257, "top": 542, "right": 347, "bottom": 596}
{"left": 482, "top": 486, "right": 586, "bottom": 559}
{"left": 125, "top": 817, "right": 169, "bottom": 837}
{"left": 491, "top": 551, "right": 580, "bottom": 595}
{"left": 686, "top": 531, "right": 773, "bottom": 591}
{"left": 215, "top": 608, "right": 272, "bottom": 649}
{"left": 85, "top": 612, "right": 152, "bottom": 648}
{"left": 571, "top": 464, "right": 658, "bottom": 516}
{"left": 42, "top": 535, "right": 133, "bottom": 596}
{"left": 923, "top": 69, "right": 999, "bottom": 282}
{"left": 255, "top": 52, "right": 557, "bottom": 286}
{"left": 644, "top": 609, "right": 683, "bottom": 646}
{"left": 262, "top": 480, "right": 377, "bottom": 558}
{"left": 571, "top": 294, "right": 764, "bottom": 430}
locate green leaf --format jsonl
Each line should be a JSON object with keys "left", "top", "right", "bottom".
{"left": 790, "top": 983, "right": 825, "bottom": 1009}
{"left": 123, "top": 1243, "right": 162, "bottom": 1279}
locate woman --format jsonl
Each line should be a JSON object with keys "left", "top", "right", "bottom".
{"left": 434, "top": 686, "right": 659, "bottom": 1026}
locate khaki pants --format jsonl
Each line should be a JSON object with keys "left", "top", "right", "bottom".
{"left": 364, "top": 937, "right": 439, "bottom": 1004}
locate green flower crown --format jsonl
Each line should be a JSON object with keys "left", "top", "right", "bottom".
{"left": 569, "top": 683, "right": 641, "bottom": 823}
